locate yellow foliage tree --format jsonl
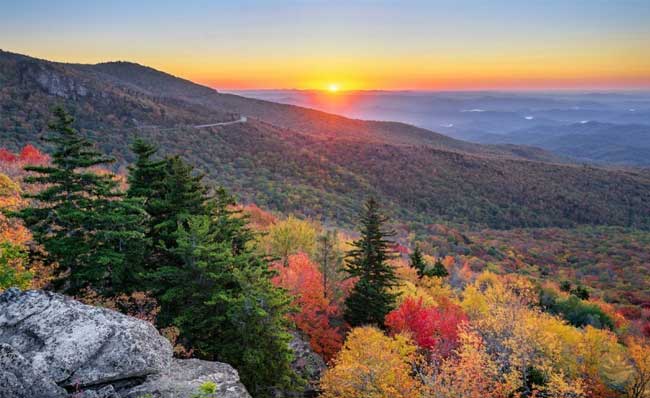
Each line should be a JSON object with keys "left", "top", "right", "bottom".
{"left": 423, "top": 328, "right": 514, "bottom": 398}
{"left": 0, "top": 173, "right": 24, "bottom": 210}
{"left": 320, "top": 326, "right": 423, "bottom": 398}
{"left": 264, "top": 215, "right": 318, "bottom": 264}
{"left": 0, "top": 174, "right": 33, "bottom": 291}
{"left": 625, "top": 337, "right": 650, "bottom": 398}
{"left": 460, "top": 272, "right": 614, "bottom": 398}
{"left": 392, "top": 279, "right": 437, "bottom": 307}
{"left": 0, "top": 173, "right": 30, "bottom": 245}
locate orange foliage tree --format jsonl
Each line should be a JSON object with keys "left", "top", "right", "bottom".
{"left": 422, "top": 328, "right": 513, "bottom": 398}
{"left": 272, "top": 253, "right": 344, "bottom": 360}
{"left": 0, "top": 145, "right": 49, "bottom": 179}
{"left": 626, "top": 337, "right": 650, "bottom": 398}
{"left": 0, "top": 173, "right": 32, "bottom": 290}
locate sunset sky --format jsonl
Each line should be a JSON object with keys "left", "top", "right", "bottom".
{"left": 2, "top": 0, "right": 649, "bottom": 91}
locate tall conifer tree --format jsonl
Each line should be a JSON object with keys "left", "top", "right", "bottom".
{"left": 344, "top": 198, "right": 399, "bottom": 327}
{"left": 153, "top": 155, "right": 208, "bottom": 250}
{"left": 16, "top": 107, "right": 146, "bottom": 294}
{"left": 151, "top": 209, "right": 299, "bottom": 396}
{"left": 127, "top": 141, "right": 299, "bottom": 395}
{"left": 127, "top": 145, "right": 209, "bottom": 269}
{"left": 409, "top": 244, "right": 427, "bottom": 279}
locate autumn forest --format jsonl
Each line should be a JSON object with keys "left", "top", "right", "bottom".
{"left": 2, "top": 2, "right": 650, "bottom": 395}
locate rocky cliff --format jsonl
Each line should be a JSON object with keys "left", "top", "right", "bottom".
{"left": 0, "top": 288, "right": 251, "bottom": 398}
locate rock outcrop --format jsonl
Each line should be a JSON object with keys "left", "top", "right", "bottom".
{"left": 0, "top": 288, "right": 251, "bottom": 398}
{"left": 123, "top": 359, "right": 251, "bottom": 398}
{"left": 0, "top": 343, "right": 67, "bottom": 398}
{"left": 288, "top": 333, "right": 326, "bottom": 396}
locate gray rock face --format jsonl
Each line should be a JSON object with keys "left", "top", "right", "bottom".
{"left": 123, "top": 359, "right": 251, "bottom": 398}
{"left": 0, "top": 343, "right": 67, "bottom": 398}
{"left": 287, "top": 333, "right": 326, "bottom": 397}
{"left": 33, "top": 67, "right": 89, "bottom": 98}
{"left": 0, "top": 289, "right": 251, "bottom": 398}
{"left": 0, "top": 288, "right": 171, "bottom": 388}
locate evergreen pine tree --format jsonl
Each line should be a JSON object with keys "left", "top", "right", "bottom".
{"left": 207, "top": 186, "right": 256, "bottom": 256}
{"left": 126, "top": 138, "right": 169, "bottom": 273}
{"left": 152, "top": 213, "right": 299, "bottom": 397}
{"left": 127, "top": 145, "right": 300, "bottom": 394}
{"left": 127, "top": 144, "right": 209, "bottom": 271}
{"left": 16, "top": 107, "right": 146, "bottom": 294}
{"left": 430, "top": 257, "right": 450, "bottom": 278}
{"left": 344, "top": 198, "right": 399, "bottom": 327}
{"left": 152, "top": 155, "right": 208, "bottom": 250}
{"left": 127, "top": 138, "right": 167, "bottom": 206}
{"left": 409, "top": 244, "right": 427, "bottom": 279}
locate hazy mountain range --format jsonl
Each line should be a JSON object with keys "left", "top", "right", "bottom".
{"left": 236, "top": 90, "right": 650, "bottom": 166}
{"left": 2, "top": 49, "right": 650, "bottom": 230}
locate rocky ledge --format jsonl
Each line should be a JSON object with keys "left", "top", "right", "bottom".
{"left": 0, "top": 288, "right": 251, "bottom": 398}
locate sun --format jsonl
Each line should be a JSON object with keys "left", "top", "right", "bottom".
{"left": 327, "top": 83, "right": 340, "bottom": 93}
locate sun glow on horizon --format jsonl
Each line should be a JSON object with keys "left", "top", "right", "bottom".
{"left": 327, "top": 83, "right": 340, "bottom": 93}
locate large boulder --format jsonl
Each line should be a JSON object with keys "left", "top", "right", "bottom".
{"left": 0, "top": 343, "right": 67, "bottom": 398}
{"left": 0, "top": 289, "right": 251, "bottom": 398}
{"left": 0, "top": 288, "right": 171, "bottom": 388}
{"left": 123, "top": 359, "right": 251, "bottom": 398}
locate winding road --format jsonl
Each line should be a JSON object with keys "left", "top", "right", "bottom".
{"left": 136, "top": 116, "right": 248, "bottom": 132}
{"left": 193, "top": 116, "right": 247, "bottom": 129}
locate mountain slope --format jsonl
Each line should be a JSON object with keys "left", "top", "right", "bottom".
{"left": 69, "top": 58, "right": 566, "bottom": 160}
{"left": 2, "top": 50, "right": 650, "bottom": 229}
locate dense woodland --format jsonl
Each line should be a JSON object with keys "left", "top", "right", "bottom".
{"left": 2, "top": 108, "right": 650, "bottom": 398}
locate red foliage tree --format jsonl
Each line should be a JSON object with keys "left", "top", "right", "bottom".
{"left": 272, "top": 253, "right": 344, "bottom": 361}
{"left": 19, "top": 145, "right": 48, "bottom": 164}
{"left": 641, "top": 322, "right": 650, "bottom": 339}
{"left": 0, "top": 146, "right": 49, "bottom": 179}
{"left": 385, "top": 297, "right": 468, "bottom": 358}
{"left": 0, "top": 149, "right": 17, "bottom": 163}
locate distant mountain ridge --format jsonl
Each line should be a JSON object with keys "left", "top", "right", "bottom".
{"left": 239, "top": 88, "right": 650, "bottom": 165}
{"left": 483, "top": 121, "right": 650, "bottom": 166}
{"left": 2, "top": 49, "right": 650, "bottom": 230}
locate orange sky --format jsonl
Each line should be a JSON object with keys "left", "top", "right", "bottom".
{"left": 2, "top": 1, "right": 650, "bottom": 91}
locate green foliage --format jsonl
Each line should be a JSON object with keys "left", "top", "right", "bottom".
{"left": 0, "top": 241, "right": 31, "bottom": 291}
{"left": 409, "top": 245, "right": 427, "bottom": 279}
{"left": 344, "top": 198, "right": 399, "bottom": 328}
{"left": 429, "top": 258, "right": 450, "bottom": 278}
{"left": 556, "top": 281, "right": 589, "bottom": 300}
{"left": 15, "top": 107, "right": 146, "bottom": 295}
{"left": 539, "top": 288, "right": 614, "bottom": 330}
{"left": 191, "top": 381, "right": 217, "bottom": 398}
{"left": 560, "top": 280, "right": 572, "bottom": 292}
{"left": 571, "top": 285, "right": 590, "bottom": 300}
{"left": 127, "top": 140, "right": 210, "bottom": 281}
{"left": 152, "top": 155, "right": 209, "bottom": 251}
{"left": 128, "top": 153, "right": 301, "bottom": 396}
{"left": 127, "top": 138, "right": 167, "bottom": 208}
{"left": 151, "top": 215, "right": 299, "bottom": 397}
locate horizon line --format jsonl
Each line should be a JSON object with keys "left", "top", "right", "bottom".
{"left": 224, "top": 87, "right": 650, "bottom": 94}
